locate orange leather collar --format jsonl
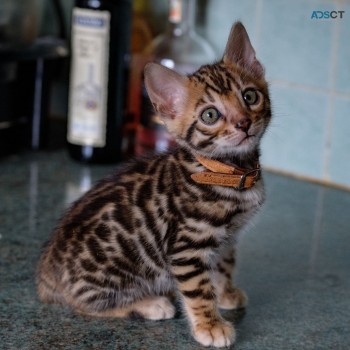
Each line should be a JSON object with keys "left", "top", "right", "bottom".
{"left": 191, "top": 155, "right": 261, "bottom": 190}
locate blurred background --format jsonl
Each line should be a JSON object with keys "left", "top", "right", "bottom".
{"left": 1, "top": 0, "right": 349, "bottom": 189}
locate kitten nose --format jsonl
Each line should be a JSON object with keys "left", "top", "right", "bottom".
{"left": 235, "top": 118, "right": 252, "bottom": 133}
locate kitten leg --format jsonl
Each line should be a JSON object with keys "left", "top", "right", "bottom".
{"left": 214, "top": 246, "right": 247, "bottom": 310}
{"left": 171, "top": 253, "right": 235, "bottom": 347}
{"left": 79, "top": 296, "right": 176, "bottom": 320}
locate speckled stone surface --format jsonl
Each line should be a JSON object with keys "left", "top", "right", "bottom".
{"left": 1, "top": 150, "right": 349, "bottom": 350}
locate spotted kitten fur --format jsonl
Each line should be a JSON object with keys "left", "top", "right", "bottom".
{"left": 37, "top": 22, "right": 271, "bottom": 347}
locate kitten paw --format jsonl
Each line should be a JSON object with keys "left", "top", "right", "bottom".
{"left": 218, "top": 287, "right": 248, "bottom": 310}
{"left": 193, "top": 320, "right": 235, "bottom": 348}
{"left": 136, "top": 296, "right": 176, "bottom": 320}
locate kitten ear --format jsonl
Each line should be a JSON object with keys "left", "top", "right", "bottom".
{"left": 144, "top": 63, "right": 188, "bottom": 119}
{"left": 223, "top": 21, "right": 264, "bottom": 78}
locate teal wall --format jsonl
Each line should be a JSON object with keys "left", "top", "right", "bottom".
{"left": 201, "top": 0, "right": 350, "bottom": 188}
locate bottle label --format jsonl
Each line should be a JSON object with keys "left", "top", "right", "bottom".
{"left": 67, "top": 8, "right": 110, "bottom": 147}
{"left": 169, "top": 0, "right": 182, "bottom": 23}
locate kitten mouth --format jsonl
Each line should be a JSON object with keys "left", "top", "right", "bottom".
{"left": 237, "top": 134, "right": 255, "bottom": 146}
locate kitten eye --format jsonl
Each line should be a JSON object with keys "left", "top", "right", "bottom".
{"left": 200, "top": 107, "right": 221, "bottom": 125}
{"left": 243, "top": 89, "right": 259, "bottom": 105}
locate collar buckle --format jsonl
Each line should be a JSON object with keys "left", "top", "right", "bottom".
{"left": 236, "top": 167, "right": 261, "bottom": 190}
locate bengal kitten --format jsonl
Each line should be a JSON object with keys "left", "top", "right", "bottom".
{"left": 37, "top": 22, "right": 271, "bottom": 347}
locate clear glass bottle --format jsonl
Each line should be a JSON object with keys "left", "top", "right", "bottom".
{"left": 136, "top": 0, "right": 217, "bottom": 156}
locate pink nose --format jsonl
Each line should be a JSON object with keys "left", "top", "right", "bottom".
{"left": 235, "top": 118, "right": 252, "bottom": 133}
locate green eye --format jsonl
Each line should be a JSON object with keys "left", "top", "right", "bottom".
{"left": 200, "top": 107, "right": 221, "bottom": 125}
{"left": 243, "top": 89, "right": 259, "bottom": 105}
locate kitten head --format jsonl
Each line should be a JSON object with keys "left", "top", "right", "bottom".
{"left": 144, "top": 22, "right": 271, "bottom": 159}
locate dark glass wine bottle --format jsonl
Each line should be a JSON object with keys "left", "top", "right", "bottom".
{"left": 67, "top": 0, "right": 132, "bottom": 163}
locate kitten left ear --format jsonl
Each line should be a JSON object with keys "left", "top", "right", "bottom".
{"left": 223, "top": 21, "right": 264, "bottom": 78}
{"left": 144, "top": 63, "right": 188, "bottom": 119}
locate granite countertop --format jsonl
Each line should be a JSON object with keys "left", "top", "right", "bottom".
{"left": 1, "top": 150, "right": 349, "bottom": 350}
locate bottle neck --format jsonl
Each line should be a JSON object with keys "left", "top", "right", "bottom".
{"left": 167, "top": 0, "right": 196, "bottom": 36}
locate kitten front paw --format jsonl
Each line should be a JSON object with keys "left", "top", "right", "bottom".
{"left": 218, "top": 287, "right": 248, "bottom": 310}
{"left": 136, "top": 296, "right": 176, "bottom": 320}
{"left": 193, "top": 320, "right": 235, "bottom": 348}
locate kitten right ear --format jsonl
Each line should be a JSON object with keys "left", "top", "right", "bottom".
{"left": 144, "top": 63, "right": 188, "bottom": 119}
{"left": 223, "top": 21, "right": 264, "bottom": 78}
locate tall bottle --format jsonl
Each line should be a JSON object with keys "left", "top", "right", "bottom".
{"left": 135, "top": 0, "right": 217, "bottom": 156}
{"left": 123, "top": 0, "right": 153, "bottom": 156}
{"left": 67, "top": 0, "right": 132, "bottom": 163}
